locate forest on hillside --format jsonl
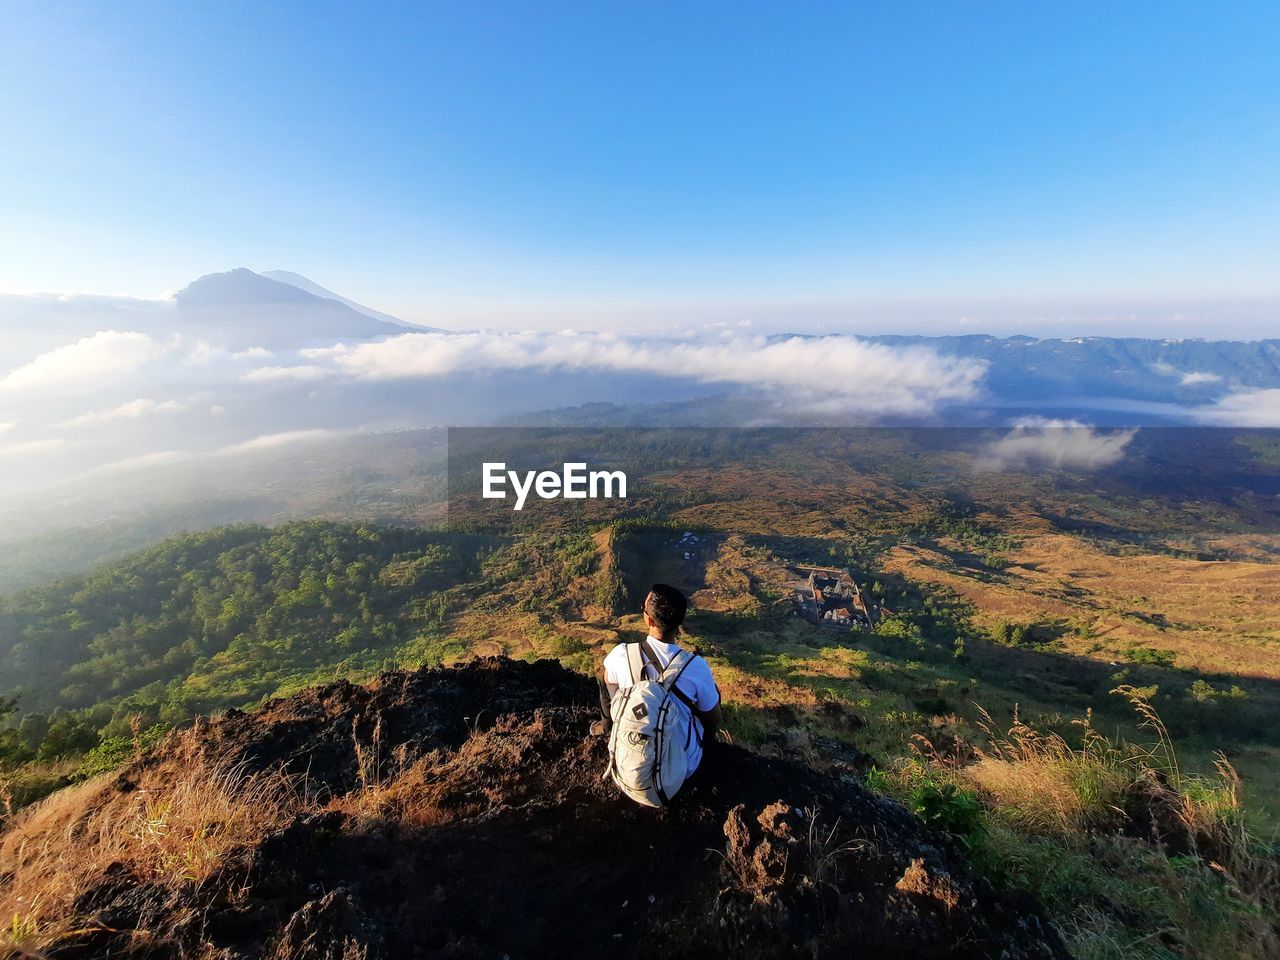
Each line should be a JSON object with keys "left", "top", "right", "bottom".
{"left": 0, "top": 522, "right": 487, "bottom": 775}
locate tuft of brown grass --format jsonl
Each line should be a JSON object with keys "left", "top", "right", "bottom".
{"left": 328, "top": 712, "right": 555, "bottom": 826}
{"left": 0, "top": 728, "right": 304, "bottom": 957}
{"left": 0, "top": 710, "right": 584, "bottom": 958}
{"left": 130, "top": 759, "right": 299, "bottom": 883}
{"left": 1109, "top": 684, "right": 1259, "bottom": 861}
{"left": 955, "top": 706, "right": 1132, "bottom": 835}
{"left": 905, "top": 690, "right": 1280, "bottom": 960}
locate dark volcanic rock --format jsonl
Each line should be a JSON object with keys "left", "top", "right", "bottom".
{"left": 63, "top": 658, "right": 1068, "bottom": 959}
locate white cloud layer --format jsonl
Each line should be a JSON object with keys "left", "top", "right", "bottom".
{"left": 241, "top": 364, "right": 330, "bottom": 384}
{"left": 1179, "top": 371, "right": 1222, "bottom": 386}
{"left": 82, "top": 450, "right": 196, "bottom": 476}
{"left": 56, "top": 397, "right": 186, "bottom": 429}
{"left": 73, "top": 431, "right": 341, "bottom": 481}
{"left": 276, "top": 332, "right": 988, "bottom": 416}
{"left": 1193, "top": 389, "right": 1280, "bottom": 427}
{"left": 0, "top": 438, "right": 66, "bottom": 459}
{"left": 978, "top": 418, "right": 1137, "bottom": 472}
{"left": 216, "top": 429, "right": 339, "bottom": 455}
{"left": 231, "top": 346, "right": 275, "bottom": 361}
{"left": 0, "top": 331, "right": 167, "bottom": 395}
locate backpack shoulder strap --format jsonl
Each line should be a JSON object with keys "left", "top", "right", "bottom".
{"left": 659, "top": 649, "right": 694, "bottom": 688}
{"left": 638, "top": 637, "right": 666, "bottom": 677}
{"left": 625, "top": 643, "right": 646, "bottom": 685}
{"left": 660, "top": 650, "right": 699, "bottom": 710}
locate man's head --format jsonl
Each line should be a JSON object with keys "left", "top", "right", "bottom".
{"left": 643, "top": 583, "right": 687, "bottom": 638}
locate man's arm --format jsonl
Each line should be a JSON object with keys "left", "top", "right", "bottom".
{"left": 597, "top": 657, "right": 620, "bottom": 727}
{"left": 695, "top": 687, "right": 722, "bottom": 739}
{"left": 600, "top": 648, "right": 623, "bottom": 699}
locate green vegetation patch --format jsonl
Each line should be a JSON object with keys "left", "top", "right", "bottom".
{"left": 0, "top": 521, "right": 489, "bottom": 775}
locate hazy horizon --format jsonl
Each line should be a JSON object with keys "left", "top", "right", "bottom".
{"left": 6, "top": 275, "right": 1280, "bottom": 340}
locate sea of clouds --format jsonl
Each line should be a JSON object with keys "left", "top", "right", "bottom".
{"left": 1, "top": 292, "right": 1275, "bottom": 499}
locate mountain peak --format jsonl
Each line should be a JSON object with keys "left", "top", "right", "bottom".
{"left": 173, "top": 268, "right": 323, "bottom": 305}
{"left": 167, "top": 268, "right": 410, "bottom": 345}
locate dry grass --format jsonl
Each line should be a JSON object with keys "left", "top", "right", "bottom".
{"left": 696, "top": 535, "right": 769, "bottom": 617}
{"left": 883, "top": 532, "right": 1280, "bottom": 679}
{"left": 954, "top": 707, "right": 1132, "bottom": 835}
{"left": 129, "top": 759, "right": 299, "bottom": 882}
{"left": 953, "top": 691, "right": 1264, "bottom": 860}
{"left": 908, "top": 690, "right": 1280, "bottom": 960}
{"left": 0, "top": 728, "right": 304, "bottom": 957}
{"left": 328, "top": 712, "right": 551, "bottom": 827}
{"left": 1, "top": 709, "right": 578, "bottom": 958}
{"left": 963, "top": 756, "right": 1085, "bottom": 833}
{"left": 1109, "top": 685, "right": 1256, "bottom": 858}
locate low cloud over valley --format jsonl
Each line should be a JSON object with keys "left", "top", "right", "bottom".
{"left": 1, "top": 269, "right": 1277, "bottom": 503}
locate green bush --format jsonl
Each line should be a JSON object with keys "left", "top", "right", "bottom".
{"left": 1124, "top": 645, "right": 1176, "bottom": 668}
{"left": 908, "top": 782, "right": 984, "bottom": 848}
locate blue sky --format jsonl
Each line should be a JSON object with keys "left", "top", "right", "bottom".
{"left": 2, "top": 1, "right": 1278, "bottom": 332}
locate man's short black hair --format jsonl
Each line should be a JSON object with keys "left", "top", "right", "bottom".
{"left": 644, "top": 583, "right": 687, "bottom": 633}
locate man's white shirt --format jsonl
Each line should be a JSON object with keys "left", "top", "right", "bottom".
{"left": 603, "top": 635, "right": 719, "bottom": 773}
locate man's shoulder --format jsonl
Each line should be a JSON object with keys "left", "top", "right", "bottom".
{"left": 677, "top": 650, "right": 719, "bottom": 709}
{"left": 678, "top": 649, "right": 717, "bottom": 690}
{"left": 603, "top": 642, "right": 629, "bottom": 671}
{"left": 682, "top": 648, "right": 714, "bottom": 676}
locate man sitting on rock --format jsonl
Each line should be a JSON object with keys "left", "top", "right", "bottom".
{"left": 594, "top": 584, "right": 722, "bottom": 802}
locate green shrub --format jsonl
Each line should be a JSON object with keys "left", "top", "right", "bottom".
{"left": 79, "top": 723, "right": 169, "bottom": 777}
{"left": 908, "top": 782, "right": 984, "bottom": 849}
{"left": 1124, "top": 645, "right": 1176, "bottom": 668}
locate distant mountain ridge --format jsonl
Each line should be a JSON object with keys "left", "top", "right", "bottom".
{"left": 885, "top": 334, "right": 1280, "bottom": 392}
{"left": 262, "top": 269, "right": 443, "bottom": 331}
{"left": 784, "top": 333, "right": 1280, "bottom": 410}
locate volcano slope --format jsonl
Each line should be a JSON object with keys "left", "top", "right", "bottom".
{"left": 0, "top": 658, "right": 1066, "bottom": 960}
